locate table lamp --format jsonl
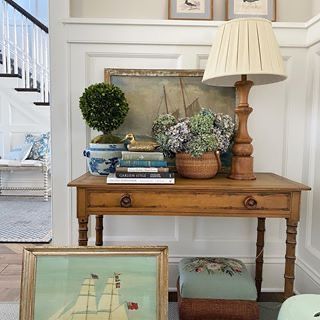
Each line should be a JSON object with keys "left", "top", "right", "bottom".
{"left": 203, "top": 18, "right": 287, "bottom": 180}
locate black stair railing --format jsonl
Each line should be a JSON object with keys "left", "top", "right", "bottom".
{"left": 0, "top": 0, "right": 49, "bottom": 103}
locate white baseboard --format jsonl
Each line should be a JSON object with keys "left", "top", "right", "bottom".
{"left": 295, "top": 258, "right": 320, "bottom": 294}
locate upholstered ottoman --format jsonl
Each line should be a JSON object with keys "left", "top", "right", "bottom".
{"left": 277, "top": 294, "right": 320, "bottom": 320}
{"left": 178, "top": 257, "right": 259, "bottom": 320}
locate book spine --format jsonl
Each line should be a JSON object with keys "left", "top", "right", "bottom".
{"left": 121, "top": 152, "right": 164, "bottom": 161}
{"left": 116, "top": 167, "right": 169, "bottom": 173}
{"left": 116, "top": 172, "right": 174, "bottom": 179}
{"left": 107, "top": 177, "right": 175, "bottom": 184}
{"left": 119, "top": 160, "right": 167, "bottom": 168}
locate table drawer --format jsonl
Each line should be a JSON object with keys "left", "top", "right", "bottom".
{"left": 87, "top": 191, "right": 290, "bottom": 213}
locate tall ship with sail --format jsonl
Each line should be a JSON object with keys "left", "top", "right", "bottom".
{"left": 48, "top": 273, "right": 138, "bottom": 320}
{"left": 157, "top": 77, "right": 201, "bottom": 118}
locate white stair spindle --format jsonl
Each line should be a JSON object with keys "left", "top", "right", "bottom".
{"left": 2, "top": 0, "right": 7, "bottom": 73}
{"left": 0, "top": 0, "right": 49, "bottom": 102}
{"left": 40, "top": 30, "right": 44, "bottom": 101}
{"left": 21, "top": 12, "right": 26, "bottom": 87}
{"left": 44, "top": 34, "right": 49, "bottom": 102}
{"left": 13, "top": 9, "right": 18, "bottom": 75}
{"left": 25, "top": 18, "right": 30, "bottom": 88}
{"left": 5, "top": 1, "right": 11, "bottom": 74}
{"left": 32, "top": 23, "right": 37, "bottom": 89}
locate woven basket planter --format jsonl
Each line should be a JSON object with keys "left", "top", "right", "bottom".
{"left": 175, "top": 151, "right": 221, "bottom": 179}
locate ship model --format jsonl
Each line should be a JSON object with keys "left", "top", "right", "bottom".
{"left": 49, "top": 273, "right": 138, "bottom": 320}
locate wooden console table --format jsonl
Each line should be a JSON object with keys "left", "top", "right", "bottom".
{"left": 68, "top": 172, "right": 310, "bottom": 300}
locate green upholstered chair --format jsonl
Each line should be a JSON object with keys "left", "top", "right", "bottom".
{"left": 178, "top": 257, "right": 259, "bottom": 320}
{"left": 277, "top": 294, "right": 320, "bottom": 320}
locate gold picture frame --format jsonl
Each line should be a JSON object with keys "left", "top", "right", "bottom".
{"left": 104, "top": 68, "right": 235, "bottom": 172}
{"left": 226, "top": 0, "right": 276, "bottom": 21}
{"left": 20, "top": 246, "right": 168, "bottom": 320}
{"left": 168, "top": 0, "right": 213, "bottom": 20}
{"left": 104, "top": 68, "right": 235, "bottom": 138}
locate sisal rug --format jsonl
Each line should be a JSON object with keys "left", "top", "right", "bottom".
{"left": 1, "top": 302, "right": 280, "bottom": 319}
{"left": 0, "top": 303, "right": 19, "bottom": 320}
{"left": 0, "top": 196, "right": 52, "bottom": 242}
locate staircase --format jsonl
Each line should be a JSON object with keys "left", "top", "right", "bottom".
{"left": 0, "top": 0, "right": 49, "bottom": 106}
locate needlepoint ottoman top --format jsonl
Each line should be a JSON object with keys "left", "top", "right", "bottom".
{"left": 179, "top": 257, "right": 257, "bottom": 300}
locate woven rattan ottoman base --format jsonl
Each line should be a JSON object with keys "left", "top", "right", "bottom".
{"left": 177, "top": 280, "right": 259, "bottom": 320}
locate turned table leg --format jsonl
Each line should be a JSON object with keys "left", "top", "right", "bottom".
{"left": 95, "top": 215, "right": 104, "bottom": 246}
{"left": 284, "top": 218, "right": 298, "bottom": 299}
{"left": 78, "top": 217, "right": 88, "bottom": 246}
{"left": 255, "top": 217, "right": 266, "bottom": 300}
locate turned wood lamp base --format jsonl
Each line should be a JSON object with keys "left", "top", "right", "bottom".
{"left": 229, "top": 75, "right": 256, "bottom": 180}
{"left": 229, "top": 156, "right": 255, "bottom": 180}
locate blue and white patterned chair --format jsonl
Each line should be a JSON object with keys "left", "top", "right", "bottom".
{"left": 0, "top": 132, "right": 51, "bottom": 201}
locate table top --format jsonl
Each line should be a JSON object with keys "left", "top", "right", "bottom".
{"left": 68, "top": 172, "right": 310, "bottom": 192}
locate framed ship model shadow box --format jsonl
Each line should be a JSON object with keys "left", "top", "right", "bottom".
{"left": 20, "top": 246, "right": 168, "bottom": 320}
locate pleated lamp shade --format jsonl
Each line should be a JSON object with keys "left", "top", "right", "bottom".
{"left": 202, "top": 18, "right": 287, "bottom": 87}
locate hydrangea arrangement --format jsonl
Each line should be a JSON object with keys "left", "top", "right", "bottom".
{"left": 152, "top": 108, "right": 235, "bottom": 158}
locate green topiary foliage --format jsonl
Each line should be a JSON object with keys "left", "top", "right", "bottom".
{"left": 79, "top": 83, "right": 129, "bottom": 135}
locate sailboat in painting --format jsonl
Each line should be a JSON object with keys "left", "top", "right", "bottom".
{"left": 49, "top": 273, "right": 137, "bottom": 320}
{"left": 157, "top": 77, "right": 201, "bottom": 118}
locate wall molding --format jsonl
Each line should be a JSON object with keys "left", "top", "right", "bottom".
{"left": 50, "top": 0, "right": 320, "bottom": 293}
{"left": 296, "top": 258, "right": 320, "bottom": 293}
{"left": 63, "top": 18, "right": 308, "bottom": 48}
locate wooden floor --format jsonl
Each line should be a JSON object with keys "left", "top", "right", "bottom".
{"left": 0, "top": 243, "right": 30, "bottom": 302}
{"left": 0, "top": 243, "right": 284, "bottom": 303}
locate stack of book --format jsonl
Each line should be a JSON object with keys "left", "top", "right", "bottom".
{"left": 106, "top": 151, "right": 175, "bottom": 184}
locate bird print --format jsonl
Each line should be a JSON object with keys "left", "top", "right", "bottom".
{"left": 185, "top": 0, "right": 197, "bottom": 7}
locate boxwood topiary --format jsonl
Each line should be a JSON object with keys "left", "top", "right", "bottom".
{"left": 79, "top": 82, "right": 129, "bottom": 143}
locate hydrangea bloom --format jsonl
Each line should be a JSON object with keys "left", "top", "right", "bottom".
{"left": 152, "top": 108, "right": 235, "bottom": 158}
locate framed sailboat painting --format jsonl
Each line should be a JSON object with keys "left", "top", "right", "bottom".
{"left": 20, "top": 246, "right": 168, "bottom": 320}
{"left": 105, "top": 68, "right": 235, "bottom": 172}
{"left": 105, "top": 68, "right": 235, "bottom": 138}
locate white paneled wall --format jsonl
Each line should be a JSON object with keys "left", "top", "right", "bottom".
{"left": 70, "top": 0, "right": 313, "bottom": 22}
{"left": 50, "top": 0, "right": 320, "bottom": 292}
{"left": 296, "top": 31, "right": 320, "bottom": 293}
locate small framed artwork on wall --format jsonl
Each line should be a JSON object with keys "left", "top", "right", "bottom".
{"left": 226, "top": 0, "right": 276, "bottom": 21}
{"left": 168, "top": 0, "right": 213, "bottom": 20}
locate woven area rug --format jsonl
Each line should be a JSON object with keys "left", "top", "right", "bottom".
{"left": 0, "top": 302, "right": 280, "bottom": 320}
{"left": 0, "top": 196, "right": 52, "bottom": 242}
{"left": 0, "top": 303, "right": 19, "bottom": 320}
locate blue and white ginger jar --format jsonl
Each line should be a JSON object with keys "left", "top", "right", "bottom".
{"left": 83, "top": 143, "right": 126, "bottom": 176}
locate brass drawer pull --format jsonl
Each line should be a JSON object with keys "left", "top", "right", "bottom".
{"left": 120, "top": 193, "right": 132, "bottom": 208}
{"left": 244, "top": 196, "right": 258, "bottom": 209}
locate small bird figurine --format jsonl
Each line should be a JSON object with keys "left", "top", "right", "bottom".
{"left": 91, "top": 273, "right": 99, "bottom": 279}
{"left": 121, "top": 133, "right": 159, "bottom": 152}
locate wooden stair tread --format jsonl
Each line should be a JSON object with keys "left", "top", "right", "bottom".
{"left": 0, "top": 73, "right": 21, "bottom": 78}
{"left": 34, "top": 102, "right": 50, "bottom": 106}
{"left": 15, "top": 88, "right": 40, "bottom": 93}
